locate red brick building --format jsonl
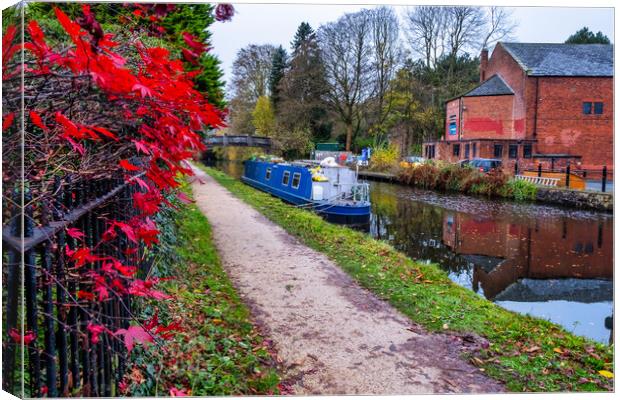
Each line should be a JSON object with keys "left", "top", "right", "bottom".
{"left": 423, "top": 42, "right": 613, "bottom": 172}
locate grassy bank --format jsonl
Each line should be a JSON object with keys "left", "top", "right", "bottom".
{"left": 201, "top": 165, "right": 613, "bottom": 392}
{"left": 126, "top": 188, "right": 280, "bottom": 396}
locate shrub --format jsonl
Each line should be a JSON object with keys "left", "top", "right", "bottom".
{"left": 506, "top": 179, "right": 538, "bottom": 201}
{"left": 369, "top": 144, "right": 400, "bottom": 172}
{"left": 397, "top": 162, "right": 534, "bottom": 202}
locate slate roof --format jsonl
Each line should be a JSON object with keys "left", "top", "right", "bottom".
{"left": 463, "top": 74, "right": 514, "bottom": 97}
{"left": 499, "top": 42, "right": 613, "bottom": 77}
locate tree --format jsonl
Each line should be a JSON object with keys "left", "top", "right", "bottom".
{"left": 366, "top": 6, "right": 402, "bottom": 144}
{"left": 228, "top": 44, "right": 276, "bottom": 133}
{"left": 565, "top": 27, "right": 610, "bottom": 44}
{"left": 252, "top": 96, "right": 276, "bottom": 136}
{"left": 229, "top": 44, "right": 276, "bottom": 100}
{"left": 403, "top": 6, "right": 446, "bottom": 69}
{"left": 278, "top": 22, "right": 331, "bottom": 143}
{"left": 444, "top": 6, "right": 486, "bottom": 60}
{"left": 291, "top": 22, "right": 314, "bottom": 52}
{"left": 318, "top": 11, "right": 373, "bottom": 151}
{"left": 269, "top": 45, "right": 288, "bottom": 110}
{"left": 480, "top": 6, "right": 517, "bottom": 50}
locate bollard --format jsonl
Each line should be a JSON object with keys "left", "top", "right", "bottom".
{"left": 602, "top": 166, "right": 607, "bottom": 193}
{"left": 538, "top": 163, "right": 542, "bottom": 177}
{"left": 565, "top": 164, "right": 571, "bottom": 188}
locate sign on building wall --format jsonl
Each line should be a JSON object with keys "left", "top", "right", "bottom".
{"left": 448, "top": 114, "right": 458, "bottom": 136}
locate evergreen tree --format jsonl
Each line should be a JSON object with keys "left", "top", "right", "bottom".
{"left": 269, "top": 46, "right": 288, "bottom": 110}
{"left": 278, "top": 23, "right": 331, "bottom": 143}
{"left": 291, "top": 22, "right": 314, "bottom": 53}
{"left": 565, "top": 27, "right": 610, "bottom": 44}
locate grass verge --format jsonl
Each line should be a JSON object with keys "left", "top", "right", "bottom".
{"left": 126, "top": 185, "right": 280, "bottom": 396}
{"left": 201, "top": 165, "right": 613, "bottom": 392}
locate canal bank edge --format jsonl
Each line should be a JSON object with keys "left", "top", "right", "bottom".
{"left": 536, "top": 187, "right": 613, "bottom": 212}
{"left": 200, "top": 166, "right": 613, "bottom": 393}
{"left": 357, "top": 170, "right": 613, "bottom": 212}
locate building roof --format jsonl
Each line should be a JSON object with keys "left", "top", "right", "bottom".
{"left": 499, "top": 42, "right": 613, "bottom": 77}
{"left": 463, "top": 74, "right": 514, "bottom": 97}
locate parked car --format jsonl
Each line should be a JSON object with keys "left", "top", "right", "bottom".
{"left": 400, "top": 156, "right": 426, "bottom": 168}
{"left": 463, "top": 158, "right": 502, "bottom": 173}
{"left": 457, "top": 159, "right": 470, "bottom": 168}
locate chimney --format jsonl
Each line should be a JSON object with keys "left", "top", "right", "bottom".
{"left": 480, "top": 48, "right": 488, "bottom": 82}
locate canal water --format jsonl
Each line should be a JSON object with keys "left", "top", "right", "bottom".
{"left": 213, "top": 161, "right": 613, "bottom": 344}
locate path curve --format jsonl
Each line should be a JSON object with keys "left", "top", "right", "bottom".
{"left": 189, "top": 165, "right": 503, "bottom": 395}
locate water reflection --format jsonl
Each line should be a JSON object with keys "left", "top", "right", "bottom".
{"left": 369, "top": 181, "right": 613, "bottom": 344}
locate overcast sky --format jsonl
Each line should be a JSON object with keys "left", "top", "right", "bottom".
{"left": 210, "top": 1, "right": 614, "bottom": 85}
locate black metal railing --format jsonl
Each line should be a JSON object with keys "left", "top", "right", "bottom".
{"left": 2, "top": 173, "right": 150, "bottom": 397}
{"left": 522, "top": 164, "right": 613, "bottom": 192}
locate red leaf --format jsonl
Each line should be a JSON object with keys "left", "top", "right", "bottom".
{"left": 133, "top": 140, "right": 150, "bottom": 155}
{"left": 91, "top": 126, "right": 118, "bottom": 141}
{"left": 9, "top": 328, "right": 36, "bottom": 345}
{"left": 182, "top": 32, "right": 206, "bottom": 53}
{"left": 30, "top": 111, "right": 49, "bottom": 131}
{"left": 55, "top": 112, "right": 78, "bottom": 133}
{"left": 119, "top": 159, "right": 140, "bottom": 172}
{"left": 3, "top": 113, "right": 15, "bottom": 131}
{"left": 114, "top": 221, "right": 138, "bottom": 244}
{"left": 54, "top": 7, "right": 82, "bottom": 40}
{"left": 131, "top": 83, "right": 153, "bottom": 98}
{"left": 114, "top": 262, "right": 137, "bottom": 277}
{"left": 66, "top": 227, "right": 85, "bottom": 240}
{"left": 87, "top": 323, "right": 105, "bottom": 344}
{"left": 115, "top": 326, "right": 154, "bottom": 352}
{"left": 77, "top": 290, "right": 95, "bottom": 301}
{"left": 93, "top": 275, "right": 110, "bottom": 301}
{"left": 169, "top": 387, "right": 188, "bottom": 397}
{"left": 144, "top": 311, "right": 159, "bottom": 331}
{"left": 181, "top": 48, "right": 199, "bottom": 65}
{"left": 133, "top": 177, "right": 150, "bottom": 191}
{"left": 177, "top": 192, "right": 194, "bottom": 204}
{"left": 64, "top": 136, "right": 86, "bottom": 156}
{"left": 102, "top": 224, "right": 117, "bottom": 241}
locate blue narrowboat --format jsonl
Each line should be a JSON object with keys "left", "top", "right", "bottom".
{"left": 242, "top": 159, "right": 370, "bottom": 225}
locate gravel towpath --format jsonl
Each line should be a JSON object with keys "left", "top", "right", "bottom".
{"left": 189, "top": 166, "right": 503, "bottom": 395}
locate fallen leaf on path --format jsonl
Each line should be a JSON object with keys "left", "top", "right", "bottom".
{"left": 598, "top": 370, "right": 614, "bottom": 379}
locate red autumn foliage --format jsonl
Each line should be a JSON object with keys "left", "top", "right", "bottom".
{"left": 3, "top": 4, "right": 233, "bottom": 374}
{"left": 9, "top": 329, "right": 37, "bottom": 345}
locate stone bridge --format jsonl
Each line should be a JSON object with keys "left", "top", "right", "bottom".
{"left": 204, "top": 134, "right": 272, "bottom": 148}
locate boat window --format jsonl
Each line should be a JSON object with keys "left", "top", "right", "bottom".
{"left": 282, "top": 171, "right": 290, "bottom": 186}
{"left": 265, "top": 168, "right": 271, "bottom": 180}
{"left": 292, "top": 172, "right": 301, "bottom": 189}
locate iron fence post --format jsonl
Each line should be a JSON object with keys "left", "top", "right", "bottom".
{"left": 538, "top": 163, "right": 542, "bottom": 177}
{"left": 565, "top": 164, "right": 571, "bottom": 188}
{"left": 53, "top": 176, "right": 69, "bottom": 395}
{"left": 24, "top": 189, "right": 42, "bottom": 397}
{"left": 602, "top": 166, "right": 607, "bottom": 193}
{"left": 3, "top": 188, "right": 21, "bottom": 394}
